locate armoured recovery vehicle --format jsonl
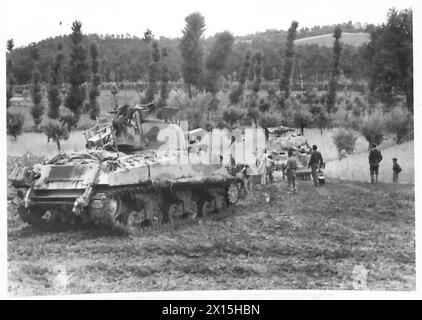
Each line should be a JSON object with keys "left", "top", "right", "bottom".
{"left": 9, "top": 104, "right": 242, "bottom": 233}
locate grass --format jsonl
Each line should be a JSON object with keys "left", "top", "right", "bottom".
{"left": 325, "top": 140, "right": 414, "bottom": 184}
{"left": 304, "top": 128, "right": 369, "bottom": 162}
{"left": 7, "top": 132, "right": 86, "bottom": 158}
{"left": 7, "top": 174, "right": 415, "bottom": 295}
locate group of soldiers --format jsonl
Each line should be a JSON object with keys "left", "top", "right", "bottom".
{"left": 234, "top": 142, "right": 402, "bottom": 197}
{"left": 232, "top": 144, "right": 325, "bottom": 195}
{"left": 284, "top": 144, "right": 324, "bottom": 194}
{"left": 368, "top": 144, "right": 402, "bottom": 184}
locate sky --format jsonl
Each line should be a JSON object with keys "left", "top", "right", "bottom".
{"left": 1, "top": 0, "right": 416, "bottom": 47}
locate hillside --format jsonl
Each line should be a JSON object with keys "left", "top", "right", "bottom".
{"left": 7, "top": 27, "right": 369, "bottom": 84}
{"left": 295, "top": 32, "right": 370, "bottom": 47}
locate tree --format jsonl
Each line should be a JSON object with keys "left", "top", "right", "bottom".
{"left": 229, "top": 50, "right": 251, "bottom": 105}
{"left": 326, "top": 26, "right": 342, "bottom": 113}
{"left": 205, "top": 31, "right": 234, "bottom": 115}
{"left": 87, "top": 43, "right": 101, "bottom": 120}
{"left": 43, "top": 119, "right": 70, "bottom": 150}
{"left": 366, "top": 8, "right": 413, "bottom": 111}
{"left": 7, "top": 39, "right": 14, "bottom": 52}
{"left": 360, "top": 111, "right": 385, "bottom": 147}
{"left": 310, "top": 103, "right": 330, "bottom": 134}
{"left": 222, "top": 107, "right": 244, "bottom": 129}
{"left": 247, "top": 107, "right": 260, "bottom": 127}
{"left": 30, "top": 67, "right": 44, "bottom": 129}
{"left": 252, "top": 51, "right": 263, "bottom": 93}
{"left": 292, "top": 105, "right": 313, "bottom": 135}
{"left": 142, "top": 29, "right": 154, "bottom": 43}
{"left": 244, "top": 93, "right": 259, "bottom": 127}
{"left": 64, "top": 21, "right": 88, "bottom": 123}
{"left": 29, "top": 42, "right": 40, "bottom": 60}
{"left": 144, "top": 41, "right": 160, "bottom": 104}
{"left": 110, "top": 84, "right": 119, "bottom": 109}
{"left": 333, "top": 129, "right": 358, "bottom": 156}
{"left": 180, "top": 12, "right": 205, "bottom": 98}
{"left": 259, "top": 111, "right": 283, "bottom": 140}
{"left": 258, "top": 97, "right": 271, "bottom": 113}
{"left": 205, "top": 31, "right": 234, "bottom": 93}
{"left": 385, "top": 106, "right": 411, "bottom": 143}
{"left": 279, "top": 21, "right": 299, "bottom": 98}
{"left": 6, "top": 39, "right": 15, "bottom": 108}
{"left": 158, "top": 47, "right": 171, "bottom": 107}
{"left": 47, "top": 43, "right": 64, "bottom": 119}
{"left": 7, "top": 112, "right": 24, "bottom": 140}
{"left": 352, "top": 104, "right": 361, "bottom": 118}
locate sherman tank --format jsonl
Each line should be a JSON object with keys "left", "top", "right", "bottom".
{"left": 265, "top": 126, "right": 314, "bottom": 180}
{"left": 8, "top": 104, "right": 242, "bottom": 233}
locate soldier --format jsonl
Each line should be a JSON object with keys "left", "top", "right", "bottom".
{"left": 369, "top": 144, "right": 383, "bottom": 183}
{"left": 260, "top": 150, "right": 275, "bottom": 184}
{"left": 286, "top": 151, "right": 297, "bottom": 194}
{"left": 392, "top": 158, "right": 402, "bottom": 183}
{"left": 308, "top": 145, "right": 324, "bottom": 187}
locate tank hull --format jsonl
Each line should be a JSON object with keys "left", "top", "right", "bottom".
{"left": 10, "top": 150, "right": 242, "bottom": 233}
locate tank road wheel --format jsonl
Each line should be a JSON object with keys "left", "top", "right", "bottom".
{"left": 226, "top": 182, "right": 240, "bottom": 205}
{"left": 201, "top": 200, "right": 215, "bottom": 217}
{"left": 185, "top": 201, "right": 198, "bottom": 220}
{"left": 107, "top": 194, "right": 122, "bottom": 221}
{"left": 150, "top": 206, "right": 164, "bottom": 229}
{"left": 168, "top": 203, "right": 184, "bottom": 225}
{"left": 126, "top": 209, "right": 146, "bottom": 234}
{"left": 19, "top": 207, "right": 44, "bottom": 227}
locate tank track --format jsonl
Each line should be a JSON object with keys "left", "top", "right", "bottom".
{"left": 19, "top": 180, "right": 242, "bottom": 234}
{"left": 89, "top": 181, "right": 241, "bottom": 235}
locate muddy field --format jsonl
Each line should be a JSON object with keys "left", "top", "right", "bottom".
{"left": 7, "top": 155, "right": 415, "bottom": 296}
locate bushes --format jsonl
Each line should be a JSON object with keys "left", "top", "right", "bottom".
{"left": 259, "top": 111, "right": 283, "bottom": 139}
{"left": 352, "top": 104, "right": 361, "bottom": 118}
{"left": 309, "top": 103, "right": 331, "bottom": 134}
{"left": 229, "top": 85, "right": 243, "bottom": 105}
{"left": 167, "top": 90, "right": 213, "bottom": 130}
{"left": 385, "top": 106, "right": 411, "bottom": 144}
{"left": 292, "top": 105, "right": 313, "bottom": 135}
{"left": 7, "top": 112, "right": 24, "bottom": 140}
{"left": 222, "top": 106, "right": 244, "bottom": 129}
{"left": 43, "top": 119, "right": 70, "bottom": 150}
{"left": 167, "top": 89, "right": 191, "bottom": 110}
{"left": 333, "top": 128, "right": 358, "bottom": 156}
{"left": 360, "top": 110, "right": 385, "bottom": 147}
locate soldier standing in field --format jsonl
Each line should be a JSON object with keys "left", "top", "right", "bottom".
{"left": 308, "top": 145, "right": 324, "bottom": 187}
{"left": 369, "top": 144, "right": 383, "bottom": 183}
{"left": 392, "top": 158, "right": 402, "bottom": 183}
{"left": 286, "top": 151, "right": 297, "bottom": 194}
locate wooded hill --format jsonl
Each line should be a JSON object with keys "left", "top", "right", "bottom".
{"left": 7, "top": 24, "right": 370, "bottom": 85}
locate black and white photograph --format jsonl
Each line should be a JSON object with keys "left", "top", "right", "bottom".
{"left": 1, "top": 0, "right": 418, "bottom": 299}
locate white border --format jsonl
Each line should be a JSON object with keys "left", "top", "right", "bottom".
{"left": 1, "top": 0, "right": 421, "bottom": 300}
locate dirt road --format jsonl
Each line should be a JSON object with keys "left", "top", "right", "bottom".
{"left": 7, "top": 154, "right": 414, "bottom": 295}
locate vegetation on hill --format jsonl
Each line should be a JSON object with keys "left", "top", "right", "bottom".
{"left": 5, "top": 7, "right": 413, "bottom": 153}
{"left": 6, "top": 21, "right": 373, "bottom": 86}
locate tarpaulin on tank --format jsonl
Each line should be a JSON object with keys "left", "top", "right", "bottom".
{"left": 46, "top": 150, "right": 119, "bottom": 165}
